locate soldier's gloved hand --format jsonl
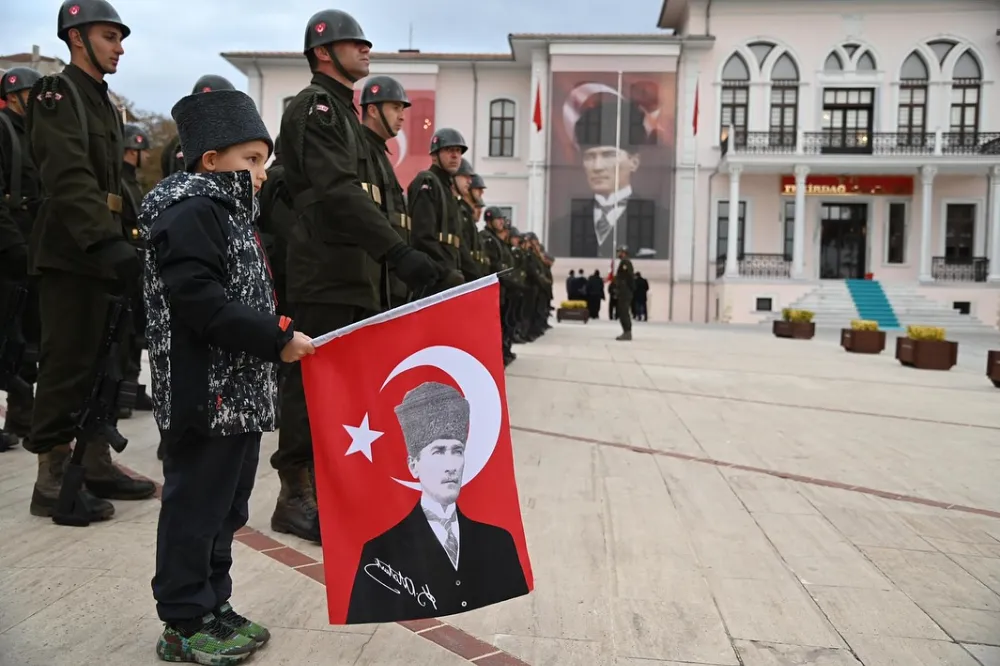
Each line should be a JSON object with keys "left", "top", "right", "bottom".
{"left": 96, "top": 240, "right": 142, "bottom": 283}
{"left": 0, "top": 245, "right": 27, "bottom": 278}
{"left": 386, "top": 243, "right": 440, "bottom": 289}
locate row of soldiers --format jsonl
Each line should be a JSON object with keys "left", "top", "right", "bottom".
{"left": 0, "top": 0, "right": 554, "bottom": 541}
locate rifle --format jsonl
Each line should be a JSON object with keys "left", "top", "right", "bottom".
{"left": 52, "top": 295, "right": 138, "bottom": 527}
{"left": 0, "top": 283, "right": 31, "bottom": 398}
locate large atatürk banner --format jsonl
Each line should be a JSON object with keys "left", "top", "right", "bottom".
{"left": 546, "top": 72, "right": 676, "bottom": 259}
{"left": 302, "top": 276, "right": 533, "bottom": 624}
{"left": 353, "top": 88, "right": 436, "bottom": 189}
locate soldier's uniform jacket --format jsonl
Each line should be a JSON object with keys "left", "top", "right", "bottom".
{"left": 256, "top": 159, "right": 293, "bottom": 314}
{"left": 280, "top": 72, "right": 400, "bottom": 310}
{"left": 407, "top": 164, "right": 461, "bottom": 274}
{"left": 139, "top": 169, "right": 291, "bottom": 438}
{"left": 0, "top": 192, "right": 22, "bottom": 266}
{"left": 457, "top": 199, "right": 483, "bottom": 281}
{"left": 509, "top": 245, "right": 529, "bottom": 289}
{"left": 526, "top": 250, "right": 551, "bottom": 291}
{"left": 159, "top": 135, "right": 184, "bottom": 179}
{"left": 121, "top": 162, "right": 144, "bottom": 250}
{"left": 361, "top": 125, "right": 410, "bottom": 309}
{"left": 27, "top": 64, "right": 125, "bottom": 279}
{"left": 0, "top": 105, "right": 41, "bottom": 243}
{"left": 480, "top": 227, "right": 515, "bottom": 291}
{"left": 615, "top": 256, "right": 636, "bottom": 300}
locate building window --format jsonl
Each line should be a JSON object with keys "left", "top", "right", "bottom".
{"left": 783, "top": 200, "right": 795, "bottom": 260}
{"left": 769, "top": 53, "right": 799, "bottom": 148}
{"left": 928, "top": 39, "right": 957, "bottom": 65}
{"left": 716, "top": 200, "right": 746, "bottom": 261}
{"left": 755, "top": 297, "right": 773, "bottom": 312}
{"left": 857, "top": 52, "right": 877, "bottom": 71}
{"left": 822, "top": 88, "right": 874, "bottom": 153}
{"left": 886, "top": 202, "right": 906, "bottom": 264}
{"left": 720, "top": 54, "right": 750, "bottom": 147}
{"left": 950, "top": 51, "right": 982, "bottom": 146}
{"left": 898, "top": 52, "right": 929, "bottom": 147}
{"left": 945, "top": 203, "right": 976, "bottom": 259}
{"left": 488, "top": 98, "right": 515, "bottom": 157}
{"left": 824, "top": 52, "right": 843, "bottom": 71}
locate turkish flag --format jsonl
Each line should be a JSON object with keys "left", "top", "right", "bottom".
{"left": 692, "top": 81, "right": 699, "bottom": 136}
{"left": 301, "top": 276, "right": 534, "bottom": 624}
{"left": 532, "top": 81, "right": 543, "bottom": 132}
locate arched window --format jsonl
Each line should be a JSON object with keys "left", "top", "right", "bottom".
{"left": 824, "top": 52, "right": 843, "bottom": 72}
{"left": 928, "top": 39, "right": 956, "bottom": 65}
{"left": 857, "top": 51, "right": 876, "bottom": 71}
{"left": 720, "top": 53, "right": 750, "bottom": 146}
{"left": 747, "top": 41, "right": 774, "bottom": 68}
{"left": 950, "top": 51, "right": 982, "bottom": 142}
{"left": 899, "top": 52, "right": 929, "bottom": 146}
{"left": 769, "top": 53, "right": 799, "bottom": 146}
{"left": 488, "top": 98, "right": 515, "bottom": 157}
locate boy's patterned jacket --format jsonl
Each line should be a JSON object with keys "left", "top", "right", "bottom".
{"left": 139, "top": 169, "right": 293, "bottom": 437}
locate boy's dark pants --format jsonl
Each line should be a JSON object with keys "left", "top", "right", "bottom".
{"left": 153, "top": 430, "right": 261, "bottom": 623}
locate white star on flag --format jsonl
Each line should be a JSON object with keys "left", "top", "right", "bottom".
{"left": 343, "top": 414, "right": 383, "bottom": 462}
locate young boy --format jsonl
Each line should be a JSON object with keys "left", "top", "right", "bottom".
{"left": 140, "top": 88, "right": 314, "bottom": 664}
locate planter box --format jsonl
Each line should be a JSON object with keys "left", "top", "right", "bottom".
{"left": 773, "top": 320, "right": 815, "bottom": 340}
{"left": 841, "top": 329, "right": 886, "bottom": 354}
{"left": 556, "top": 308, "right": 588, "bottom": 323}
{"left": 988, "top": 350, "right": 1000, "bottom": 387}
{"left": 895, "top": 337, "right": 958, "bottom": 371}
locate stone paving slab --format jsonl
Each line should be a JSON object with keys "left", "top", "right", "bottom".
{"left": 1, "top": 319, "right": 1000, "bottom": 664}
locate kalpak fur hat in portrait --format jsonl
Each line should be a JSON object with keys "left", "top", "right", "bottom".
{"left": 394, "top": 382, "right": 470, "bottom": 458}
{"left": 170, "top": 89, "right": 273, "bottom": 172}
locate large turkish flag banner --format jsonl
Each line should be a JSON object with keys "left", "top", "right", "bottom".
{"left": 301, "top": 276, "right": 533, "bottom": 624}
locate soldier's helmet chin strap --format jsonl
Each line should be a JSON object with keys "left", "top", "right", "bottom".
{"left": 76, "top": 27, "right": 111, "bottom": 76}
{"left": 324, "top": 44, "right": 359, "bottom": 84}
{"left": 376, "top": 104, "right": 396, "bottom": 138}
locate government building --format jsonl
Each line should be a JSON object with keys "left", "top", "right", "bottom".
{"left": 222, "top": 0, "right": 1000, "bottom": 330}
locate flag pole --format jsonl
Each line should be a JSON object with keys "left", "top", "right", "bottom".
{"left": 610, "top": 70, "right": 623, "bottom": 279}
{"left": 689, "top": 76, "right": 699, "bottom": 322}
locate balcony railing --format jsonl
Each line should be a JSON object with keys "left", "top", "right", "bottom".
{"left": 720, "top": 126, "right": 1000, "bottom": 158}
{"left": 716, "top": 253, "right": 792, "bottom": 279}
{"left": 931, "top": 256, "right": 989, "bottom": 282}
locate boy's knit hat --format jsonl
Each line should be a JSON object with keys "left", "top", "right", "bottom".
{"left": 171, "top": 89, "right": 273, "bottom": 172}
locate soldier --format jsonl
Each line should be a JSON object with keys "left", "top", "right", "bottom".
{"left": 470, "top": 172, "right": 486, "bottom": 210}
{"left": 480, "top": 207, "right": 517, "bottom": 365}
{"left": 454, "top": 158, "right": 484, "bottom": 282}
{"left": 159, "top": 75, "right": 235, "bottom": 178}
{"left": 408, "top": 128, "right": 468, "bottom": 294}
{"left": 120, "top": 123, "right": 153, "bottom": 417}
{"left": 615, "top": 245, "right": 635, "bottom": 341}
{"left": 522, "top": 232, "right": 552, "bottom": 340}
{"left": 358, "top": 75, "right": 412, "bottom": 310}
{"left": 27, "top": 0, "right": 156, "bottom": 523}
{"left": 0, "top": 66, "right": 43, "bottom": 448}
{"left": 507, "top": 227, "right": 530, "bottom": 344}
{"left": 273, "top": 9, "right": 439, "bottom": 544}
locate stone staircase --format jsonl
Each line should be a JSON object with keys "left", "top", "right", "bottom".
{"left": 762, "top": 282, "right": 859, "bottom": 327}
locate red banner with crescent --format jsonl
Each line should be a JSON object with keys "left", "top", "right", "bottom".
{"left": 301, "top": 276, "right": 533, "bottom": 624}
{"left": 352, "top": 88, "right": 436, "bottom": 189}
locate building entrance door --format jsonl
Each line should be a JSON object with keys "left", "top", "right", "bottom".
{"left": 819, "top": 203, "right": 867, "bottom": 279}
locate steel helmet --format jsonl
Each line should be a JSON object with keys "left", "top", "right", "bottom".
{"left": 303, "top": 9, "right": 370, "bottom": 54}
{"left": 0, "top": 67, "right": 42, "bottom": 97}
{"left": 191, "top": 74, "right": 235, "bottom": 94}
{"left": 123, "top": 123, "right": 149, "bottom": 150}
{"left": 57, "top": 0, "right": 130, "bottom": 41}
{"left": 360, "top": 75, "right": 410, "bottom": 107}
{"left": 430, "top": 128, "right": 467, "bottom": 155}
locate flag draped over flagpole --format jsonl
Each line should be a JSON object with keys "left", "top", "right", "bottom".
{"left": 693, "top": 81, "right": 700, "bottom": 136}
{"left": 532, "top": 81, "right": 543, "bottom": 132}
{"left": 690, "top": 76, "right": 701, "bottom": 321}
{"left": 608, "top": 70, "right": 624, "bottom": 283}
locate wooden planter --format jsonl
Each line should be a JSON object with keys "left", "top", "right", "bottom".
{"left": 556, "top": 308, "right": 589, "bottom": 323}
{"left": 987, "top": 350, "right": 1000, "bottom": 387}
{"left": 773, "top": 320, "right": 815, "bottom": 340}
{"left": 895, "top": 337, "right": 958, "bottom": 371}
{"left": 841, "top": 329, "right": 886, "bottom": 354}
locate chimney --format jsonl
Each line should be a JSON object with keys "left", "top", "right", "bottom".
{"left": 398, "top": 48, "right": 420, "bottom": 54}
{"left": 31, "top": 44, "right": 40, "bottom": 69}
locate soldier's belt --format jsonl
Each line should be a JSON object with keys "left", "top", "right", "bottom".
{"left": 361, "top": 182, "right": 382, "bottom": 204}
{"left": 438, "top": 233, "right": 460, "bottom": 248}
{"left": 107, "top": 193, "right": 123, "bottom": 214}
{"left": 396, "top": 214, "right": 411, "bottom": 230}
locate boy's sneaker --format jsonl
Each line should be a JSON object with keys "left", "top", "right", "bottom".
{"left": 217, "top": 602, "right": 271, "bottom": 647}
{"left": 156, "top": 613, "right": 256, "bottom": 665}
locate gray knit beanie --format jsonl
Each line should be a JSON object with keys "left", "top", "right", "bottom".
{"left": 170, "top": 89, "right": 273, "bottom": 172}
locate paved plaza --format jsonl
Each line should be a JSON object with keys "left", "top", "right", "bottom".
{"left": 2, "top": 320, "right": 1000, "bottom": 665}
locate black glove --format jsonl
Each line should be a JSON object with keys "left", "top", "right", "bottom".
{"left": 386, "top": 243, "right": 440, "bottom": 290}
{"left": 96, "top": 240, "right": 141, "bottom": 283}
{"left": 0, "top": 245, "right": 27, "bottom": 278}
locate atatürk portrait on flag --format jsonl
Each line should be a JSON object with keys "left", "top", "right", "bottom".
{"left": 345, "top": 381, "right": 528, "bottom": 623}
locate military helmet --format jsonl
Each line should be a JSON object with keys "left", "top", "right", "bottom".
{"left": 617, "top": 245, "right": 628, "bottom": 253}
{"left": 524, "top": 232, "right": 538, "bottom": 241}
{"left": 123, "top": 123, "right": 149, "bottom": 150}
{"left": 509, "top": 226, "right": 521, "bottom": 237}
{"left": 470, "top": 173, "right": 486, "bottom": 189}
{"left": 360, "top": 75, "right": 410, "bottom": 107}
{"left": 456, "top": 159, "right": 475, "bottom": 177}
{"left": 303, "top": 9, "right": 371, "bottom": 54}
{"left": 483, "top": 206, "right": 506, "bottom": 223}
{"left": 0, "top": 67, "right": 42, "bottom": 97}
{"left": 430, "top": 128, "right": 467, "bottom": 155}
{"left": 192, "top": 74, "right": 235, "bottom": 94}
{"left": 58, "top": 0, "right": 130, "bottom": 41}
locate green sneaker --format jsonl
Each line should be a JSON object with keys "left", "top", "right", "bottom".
{"left": 217, "top": 602, "right": 271, "bottom": 647}
{"left": 155, "top": 613, "right": 256, "bottom": 665}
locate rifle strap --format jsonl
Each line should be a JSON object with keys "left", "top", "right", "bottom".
{"left": 0, "top": 112, "right": 22, "bottom": 208}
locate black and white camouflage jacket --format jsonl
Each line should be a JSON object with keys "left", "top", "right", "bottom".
{"left": 139, "top": 169, "right": 294, "bottom": 438}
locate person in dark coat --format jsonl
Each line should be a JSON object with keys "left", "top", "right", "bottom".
{"left": 346, "top": 382, "right": 529, "bottom": 623}
{"left": 585, "top": 270, "right": 604, "bottom": 318}
{"left": 565, "top": 269, "right": 575, "bottom": 300}
{"left": 633, "top": 271, "right": 649, "bottom": 321}
{"left": 615, "top": 245, "right": 635, "bottom": 340}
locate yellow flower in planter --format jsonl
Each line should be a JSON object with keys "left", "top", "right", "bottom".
{"left": 907, "top": 325, "right": 945, "bottom": 341}
{"left": 782, "top": 308, "right": 814, "bottom": 323}
{"left": 559, "top": 300, "right": 588, "bottom": 309}
{"left": 851, "top": 319, "right": 879, "bottom": 331}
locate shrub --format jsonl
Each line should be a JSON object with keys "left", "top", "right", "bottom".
{"left": 907, "top": 325, "right": 945, "bottom": 341}
{"left": 782, "top": 308, "right": 814, "bottom": 323}
{"left": 851, "top": 319, "right": 879, "bottom": 331}
{"left": 560, "top": 300, "right": 588, "bottom": 309}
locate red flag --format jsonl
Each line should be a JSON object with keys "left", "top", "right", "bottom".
{"left": 302, "top": 276, "right": 534, "bottom": 624}
{"left": 532, "top": 81, "right": 543, "bottom": 132}
{"left": 692, "top": 81, "right": 699, "bottom": 135}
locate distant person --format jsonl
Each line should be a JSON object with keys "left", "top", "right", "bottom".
{"left": 633, "top": 271, "right": 649, "bottom": 321}
{"left": 585, "top": 270, "right": 604, "bottom": 318}
{"left": 565, "top": 269, "right": 575, "bottom": 300}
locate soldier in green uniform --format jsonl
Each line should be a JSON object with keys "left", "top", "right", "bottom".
{"left": 159, "top": 75, "right": 235, "bottom": 179}
{"left": 615, "top": 245, "right": 635, "bottom": 341}
{"left": 120, "top": 123, "right": 153, "bottom": 417}
{"left": 358, "top": 75, "right": 413, "bottom": 311}
{"left": 26, "top": 0, "right": 156, "bottom": 522}
{"left": 273, "top": 9, "right": 439, "bottom": 543}
{"left": 408, "top": 128, "right": 468, "bottom": 295}
{"left": 470, "top": 172, "right": 486, "bottom": 210}
{"left": 522, "top": 232, "right": 552, "bottom": 340}
{"left": 256, "top": 135, "right": 292, "bottom": 319}
{"left": 480, "top": 207, "right": 517, "bottom": 365}
{"left": 454, "top": 159, "right": 486, "bottom": 282}
{"left": 507, "top": 227, "right": 530, "bottom": 344}
{"left": 0, "top": 66, "right": 43, "bottom": 448}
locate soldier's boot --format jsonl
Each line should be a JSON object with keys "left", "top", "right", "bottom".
{"left": 3, "top": 392, "right": 33, "bottom": 439}
{"left": 271, "top": 467, "right": 321, "bottom": 544}
{"left": 0, "top": 432, "right": 17, "bottom": 452}
{"left": 82, "top": 441, "right": 157, "bottom": 500}
{"left": 118, "top": 407, "right": 134, "bottom": 420}
{"left": 29, "top": 444, "right": 115, "bottom": 520}
{"left": 134, "top": 385, "right": 153, "bottom": 411}
{"left": 616, "top": 331, "right": 632, "bottom": 341}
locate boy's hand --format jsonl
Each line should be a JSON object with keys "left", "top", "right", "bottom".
{"left": 281, "top": 331, "right": 316, "bottom": 363}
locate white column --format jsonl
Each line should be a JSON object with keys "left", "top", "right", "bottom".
{"left": 989, "top": 166, "right": 1000, "bottom": 282}
{"left": 527, "top": 48, "right": 549, "bottom": 242}
{"left": 724, "top": 165, "right": 742, "bottom": 278}
{"left": 918, "top": 165, "right": 937, "bottom": 282}
{"left": 792, "top": 164, "right": 809, "bottom": 279}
